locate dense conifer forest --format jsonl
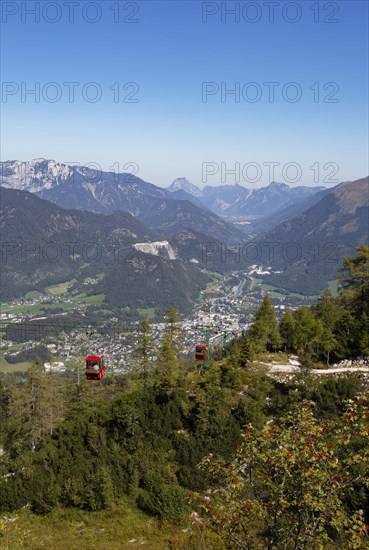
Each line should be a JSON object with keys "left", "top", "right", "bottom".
{"left": 1, "top": 245, "right": 369, "bottom": 549}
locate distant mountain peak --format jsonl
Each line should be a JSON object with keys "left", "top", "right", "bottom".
{"left": 1, "top": 159, "right": 243, "bottom": 244}
{"left": 268, "top": 181, "right": 289, "bottom": 189}
{"left": 168, "top": 178, "right": 203, "bottom": 198}
{"left": 1, "top": 158, "right": 74, "bottom": 192}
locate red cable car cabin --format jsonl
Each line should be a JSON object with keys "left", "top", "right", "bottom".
{"left": 195, "top": 344, "right": 207, "bottom": 361}
{"left": 85, "top": 355, "right": 105, "bottom": 380}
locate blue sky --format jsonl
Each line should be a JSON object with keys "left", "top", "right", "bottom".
{"left": 1, "top": 0, "right": 368, "bottom": 188}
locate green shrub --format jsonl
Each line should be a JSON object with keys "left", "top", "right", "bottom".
{"left": 137, "top": 471, "right": 187, "bottom": 521}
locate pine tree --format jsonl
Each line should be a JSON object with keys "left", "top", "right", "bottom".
{"left": 334, "top": 311, "right": 357, "bottom": 359}
{"left": 333, "top": 245, "right": 369, "bottom": 357}
{"left": 134, "top": 319, "right": 156, "bottom": 385}
{"left": 320, "top": 327, "right": 337, "bottom": 366}
{"left": 293, "top": 306, "right": 323, "bottom": 357}
{"left": 238, "top": 336, "right": 253, "bottom": 367}
{"left": 163, "top": 307, "right": 184, "bottom": 354}
{"left": 24, "top": 362, "right": 66, "bottom": 450}
{"left": 155, "top": 334, "right": 179, "bottom": 391}
{"left": 279, "top": 309, "right": 296, "bottom": 351}
{"left": 339, "top": 244, "right": 369, "bottom": 316}
{"left": 1, "top": 373, "right": 23, "bottom": 454}
{"left": 359, "top": 313, "right": 369, "bottom": 356}
{"left": 249, "top": 294, "right": 281, "bottom": 352}
{"left": 25, "top": 362, "right": 48, "bottom": 450}
{"left": 227, "top": 341, "right": 241, "bottom": 370}
{"left": 314, "top": 288, "right": 342, "bottom": 329}
{"left": 0, "top": 379, "right": 6, "bottom": 447}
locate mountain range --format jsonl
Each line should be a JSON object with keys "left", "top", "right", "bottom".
{"left": 166, "top": 175, "right": 368, "bottom": 295}
{"left": 1, "top": 159, "right": 368, "bottom": 305}
{"left": 257, "top": 177, "right": 369, "bottom": 294}
{"left": 168, "top": 177, "right": 326, "bottom": 218}
{"left": 1, "top": 159, "right": 328, "bottom": 237}
{"left": 0, "top": 160, "right": 244, "bottom": 244}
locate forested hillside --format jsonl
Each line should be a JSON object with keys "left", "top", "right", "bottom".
{"left": 1, "top": 245, "right": 369, "bottom": 549}
{"left": 258, "top": 177, "right": 369, "bottom": 295}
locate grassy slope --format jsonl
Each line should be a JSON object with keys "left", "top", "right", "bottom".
{"left": 1, "top": 499, "right": 224, "bottom": 550}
